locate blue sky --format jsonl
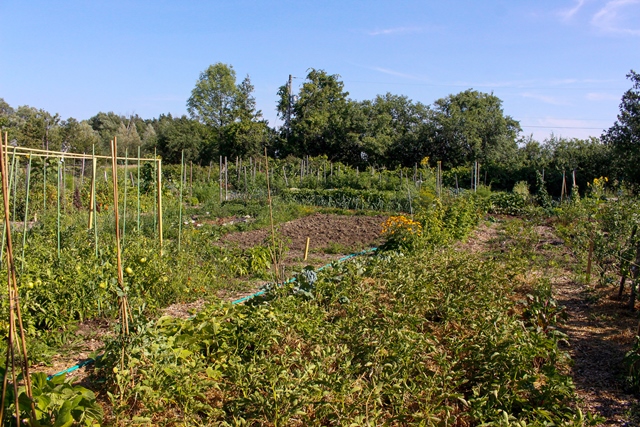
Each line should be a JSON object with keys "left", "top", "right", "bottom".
{"left": 1, "top": 0, "right": 638, "bottom": 141}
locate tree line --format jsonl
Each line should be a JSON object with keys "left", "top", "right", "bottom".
{"left": 1, "top": 64, "right": 638, "bottom": 192}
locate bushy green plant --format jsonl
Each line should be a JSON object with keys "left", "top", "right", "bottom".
{"left": 0, "top": 371, "right": 102, "bottom": 427}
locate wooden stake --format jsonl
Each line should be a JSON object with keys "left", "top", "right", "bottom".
{"left": 304, "top": 237, "right": 310, "bottom": 261}
{"left": 157, "top": 158, "right": 163, "bottom": 252}
{"left": 265, "top": 147, "right": 279, "bottom": 281}
{"left": 111, "top": 137, "right": 131, "bottom": 337}
{"left": 0, "top": 132, "right": 36, "bottom": 423}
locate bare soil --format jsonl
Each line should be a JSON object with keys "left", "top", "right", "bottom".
{"left": 220, "top": 212, "right": 386, "bottom": 257}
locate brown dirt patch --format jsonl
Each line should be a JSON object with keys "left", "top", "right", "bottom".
{"left": 221, "top": 213, "right": 386, "bottom": 260}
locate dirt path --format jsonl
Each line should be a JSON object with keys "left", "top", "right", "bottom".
{"left": 463, "top": 218, "right": 638, "bottom": 425}
{"left": 553, "top": 264, "right": 638, "bottom": 425}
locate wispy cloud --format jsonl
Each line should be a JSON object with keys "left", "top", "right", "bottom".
{"left": 585, "top": 92, "right": 620, "bottom": 101}
{"left": 592, "top": 0, "right": 640, "bottom": 35}
{"left": 370, "top": 66, "right": 427, "bottom": 81}
{"left": 558, "top": 0, "right": 587, "bottom": 20}
{"left": 367, "top": 26, "right": 425, "bottom": 36}
{"left": 521, "top": 92, "right": 570, "bottom": 105}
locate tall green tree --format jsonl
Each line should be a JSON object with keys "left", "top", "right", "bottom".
{"left": 276, "top": 69, "right": 358, "bottom": 161}
{"left": 59, "top": 118, "right": 101, "bottom": 153}
{"left": 154, "top": 114, "right": 214, "bottom": 164}
{"left": 428, "top": 89, "right": 520, "bottom": 168}
{"left": 362, "top": 93, "right": 433, "bottom": 167}
{"left": 602, "top": 70, "right": 640, "bottom": 185}
{"left": 187, "top": 63, "right": 268, "bottom": 159}
{"left": 187, "top": 63, "right": 238, "bottom": 129}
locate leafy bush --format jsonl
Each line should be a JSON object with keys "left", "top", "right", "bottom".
{"left": 489, "top": 191, "right": 527, "bottom": 215}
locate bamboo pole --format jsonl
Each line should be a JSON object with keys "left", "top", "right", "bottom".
{"left": 88, "top": 147, "right": 96, "bottom": 229}
{"left": 57, "top": 158, "right": 61, "bottom": 259}
{"left": 43, "top": 151, "right": 47, "bottom": 212}
{"left": 11, "top": 155, "right": 18, "bottom": 221}
{"left": 20, "top": 155, "right": 32, "bottom": 272}
{"left": 304, "top": 237, "right": 310, "bottom": 261}
{"left": 265, "top": 147, "right": 279, "bottom": 281}
{"left": 122, "top": 149, "right": 128, "bottom": 249}
{"left": 153, "top": 149, "right": 157, "bottom": 236}
{"left": 219, "top": 156, "right": 223, "bottom": 203}
{"left": 0, "top": 143, "right": 148, "bottom": 161}
{"left": 137, "top": 146, "right": 141, "bottom": 232}
{"left": 0, "top": 133, "right": 36, "bottom": 423}
{"left": 0, "top": 147, "right": 16, "bottom": 268}
{"left": 111, "top": 137, "right": 130, "bottom": 337}
{"left": 157, "top": 157, "right": 163, "bottom": 253}
{"left": 224, "top": 156, "right": 228, "bottom": 201}
{"left": 178, "top": 151, "right": 184, "bottom": 251}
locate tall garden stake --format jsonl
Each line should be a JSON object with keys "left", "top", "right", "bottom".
{"left": 156, "top": 156, "right": 163, "bottom": 253}
{"left": 57, "top": 157, "right": 61, "bottom": 259}
{"left": 0, "top": 136, "right": 36, "bottom": 425}
{"left": 111, "top": 138, "right": 131, "bottom": 338}
{"left": 0, "top": 145, "right": 16, "bottom": 268}
{"left": 178, "top": 150, "right": 184, "bottom": 251}
{"left": 137, "top": 146, "right": 141, "bottom": 232}
{"left": 88, "top": 146, "right": 96, "bottom": 230}
{"left": 264, "top": 147, "right": 280, "bottom": 281}
{"left": 20, "top": 154, "right": 32, "bottom": 272}
{"left": 122, "top": 149, "right": 128, "bottom": 249}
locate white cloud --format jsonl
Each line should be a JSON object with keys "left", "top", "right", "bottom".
{"left": 559, "top": 0, "right": 587, "bottom": 20}
{"left": 370, "top": 66, "right": 426, "bottom": 81}
{"left": 592, "top": 0, "right": 640, "bottom": 35}
{"left": 585, "top": 92, "right": 620, "bottom": 101}
{"left": 520, "top": 92, "right": 570, "bottom": 105}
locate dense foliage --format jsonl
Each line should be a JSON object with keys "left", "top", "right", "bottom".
{"left": 95, "top": 193, "right": 590, "bottom": 425}
{"left": 3, "top": 65, "right": 635, "bottom": 191}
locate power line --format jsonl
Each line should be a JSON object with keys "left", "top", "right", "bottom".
{"left": 521, "top": 125, "right": 605, "bottom": 130}
{"left": 342, "top": 79, "right": 626, "bottom": 91}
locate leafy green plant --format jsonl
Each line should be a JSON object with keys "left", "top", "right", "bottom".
{"left": 1, "top": 371, "right": 102, "bottom": 427}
